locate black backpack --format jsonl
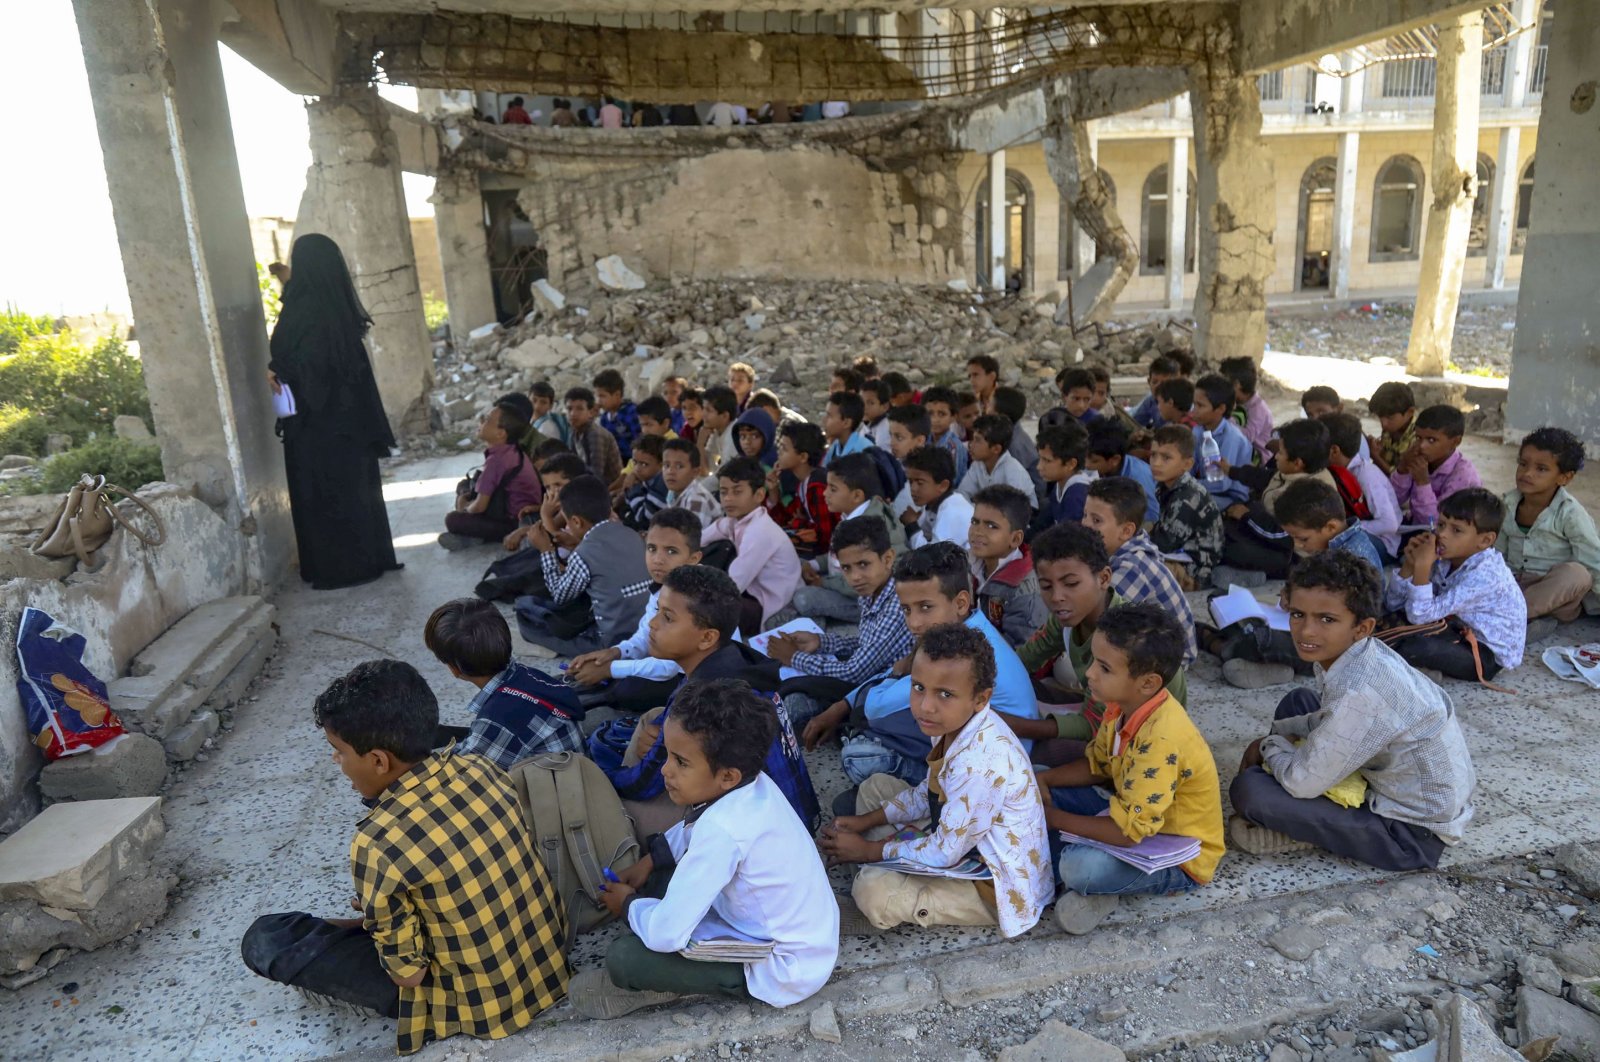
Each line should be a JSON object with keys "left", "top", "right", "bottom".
{"left": 865, "top": 446, "right": 907, "bottom": 501}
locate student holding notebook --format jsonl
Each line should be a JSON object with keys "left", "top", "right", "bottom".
{"left": 1036, "top": 602, "right": 1225, "bottom": 935}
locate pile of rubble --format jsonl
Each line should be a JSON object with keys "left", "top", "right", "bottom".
{"left": 424, "top": 269, "right": 1197, "bottom": 439}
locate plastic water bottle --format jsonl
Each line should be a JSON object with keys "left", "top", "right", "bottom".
{"left": 1201, "top": 430, "right": 1224, "bottom": 482}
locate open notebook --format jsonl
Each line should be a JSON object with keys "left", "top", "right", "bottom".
{"left": 747, "top": 618, "right": 826, "bottom": 682}
{"left": 1057, "top": 820, "right": 1201, "bottom": 874}
{"left": 1207, "top": 583, "right": 1290, "bottom": 632}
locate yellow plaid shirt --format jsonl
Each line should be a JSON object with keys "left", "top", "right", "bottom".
{"left": 352, "top": 752, "right": 568, "bottom": 1054}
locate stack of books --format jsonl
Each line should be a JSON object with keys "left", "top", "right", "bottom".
{"left": 868, "top": 855, "right": 993, "bottom": 881}
{"left": 1056, "top": 830, "right": 1201, "bottom": 874}
{"left": 678, "top": 912, "right": 777, "bottom": 963}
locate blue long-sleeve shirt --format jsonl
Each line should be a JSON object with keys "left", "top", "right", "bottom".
{"left": 1192, "top": 420, "right": 1252, "bottom": 506}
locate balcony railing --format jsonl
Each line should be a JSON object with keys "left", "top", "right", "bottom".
{"left": 1529, "top": 44, "right": 1549, "bottom": 95}
{"left": 1481, "top": 45, "right": 1507, "bottom": 96}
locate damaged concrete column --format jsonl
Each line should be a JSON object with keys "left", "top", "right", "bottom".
{"left": 1165, "top": 136, "right": 1190, "bottom": 311}
{"left": 1188, "top": 48, "right": 1275, "bottom": 364}
{"left": 988, "top": 151, "right": 1008, "bottom": 289}
{"left": 1405, "top": 14, "right": 1484, "bottom": 376}
{"left": 1072, "top": 123, "right": 1100, "bottom": 278}
{"left": 431, "top": 171, "right": 498, "bottom": 342}
{"left": 1486, "top": 0, "right": 1537, "bottom": 290}
{"left": 70, "top": 0, "right": 292, "bottom": 586}
{"left": 1330, "top": 57, "right": 1365, "bottom": 300}
{"left": 1508, "top": 0, "right": 1600, "bottom": 443}
{"left": 297, "top": 86, "right": 434, "bottom": 436}
{"left": 1042, "top": 81, "right": 1139, "bottom": 325}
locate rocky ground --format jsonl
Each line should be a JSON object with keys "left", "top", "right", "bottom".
{"left": 1265, "top": 299, "right": 1517, "bottom": 378}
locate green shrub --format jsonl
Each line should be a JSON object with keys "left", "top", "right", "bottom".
{"left": 424, "top": 295, "right": 449, "bottom": 332}
{"left": 0, "top": 404, "right": 50, "bottom": 457}
{"left": 0, "top": 305, "right": 58, "bottom": 356}
{"left": 258, "top": 262, "right": 282, "bottom": 328}
{"left": 0, "top": 331, "right": 151, "bottom": 446}
{"left": 40, "top": 436, "right": 164, "bottom": 494}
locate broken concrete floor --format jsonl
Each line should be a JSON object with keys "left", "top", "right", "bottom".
{"left": 4, "top": 441, "right": 1599, "bottom": 1061}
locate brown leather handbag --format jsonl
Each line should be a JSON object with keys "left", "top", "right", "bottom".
{"left": 29, "top": 474, "right": 166, "bottom": 567}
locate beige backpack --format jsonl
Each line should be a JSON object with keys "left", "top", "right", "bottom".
{"left": 508, "top": 751, "right": 641, "bottom": 941}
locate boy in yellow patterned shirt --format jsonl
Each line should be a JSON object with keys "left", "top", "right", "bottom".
{"left": 242, "top": 660, "right": 568, "bottom": 1055}
{"left": 1035, "top": 602, "right": 1225, "bottom": 934}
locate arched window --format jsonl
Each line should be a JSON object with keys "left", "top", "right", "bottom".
{"left": 1468, "top": 153, "right": 1494, "bottom": 256}
{"left": 1057, "top": 167, "right": 1116, "bottom": 280}
{"left": 976, "top": 169, "right": 1035, "bottom": 291}
{"left": 1296, "top": 158, "right": 1338, "bottom": 290}
{"left": 1140, "top": 164, "right": 1197, "bottom": 275}
{"left": 1514, "top": 157, "right": 1536, "bottom": 251}
{"left": 1369, "top": 155, "right": 1425, "bottom": 261}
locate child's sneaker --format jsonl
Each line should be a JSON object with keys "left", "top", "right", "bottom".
{"left": 436, "top": 532, "right": 479, "bottom": 551}
{"left": 568, "top": 969, "right": 679, "bottom": 1019}
{"left": 1053, "top": 892, "right": 1119, "bottom": 935}
{"left": 1222, "top": 659, "right": 1295, "bottom": 689}
{"left": 293, "top": 986, "right": 387, "bottom": 1020}
{"left": 1527, "top": 616, "right": 1559, "bottom": 644}
{"left": 1228, "top": 814, "right": 1313, "bottom": 856}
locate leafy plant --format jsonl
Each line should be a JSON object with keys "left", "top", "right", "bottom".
{"left": 0, "top": 305, "right": 58, "bottom": 356}
{"left": 258, "top": 262, "right": 282, "bottom": 328}
{"left": 0, "top": 330, "right": 151, "bottom": 454}
{"left": 424, "top": 295, "right": 449, "bottom": 332}
{"left": 39, "top": 436, "right": 164, "bottom": 494}
{"left": 0, "top": 404, "right": 50, "bottom": 457}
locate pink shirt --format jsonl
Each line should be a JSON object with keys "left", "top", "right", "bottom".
{"left": 702, "top": 507, "right": 802, "bottom": 622}
{"left": 476, "top": 443, "right": 542, "bottom": 517}
{"left": 599, "top": 104, "right": 624, "bottom": 129}
{"left": 1390, "top": 448, "right": 1481, "bottom": 525}
{"left": 1242, "top": 392, "right": 1275, "bottom": 462}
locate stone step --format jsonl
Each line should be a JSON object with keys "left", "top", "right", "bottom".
{"left": 162, "top": 709, "right": 220, "bottom": 761}
{"left": 202, "top": 624, "right": 277, "bottom": 712}
{"left": 128, "top": 596, "right": 264, "bottom": 681}
{"left": 109, "top": 674, "right": 207, "bottom": 741}
{"left": 180, "top": 604, "right": 275, "bottom": 701}
{"left": 0, "top": 797, "right": 164, "bottom": 911}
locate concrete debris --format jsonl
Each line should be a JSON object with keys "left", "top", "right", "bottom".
{"left": 112, "top": 415, "right": 153, "bottom": 442}
{"left": 1, "top": 454, "right": 37, "bottom": 471}
{"left": 530, "top": 278, "right": 566, "bottom": 315}
{"left": 595, "top": 254, "right": 648, "bottom": 291}
{"left": 424, "top": 277, "right": 1200, "bottom": 435}
{"left": 996, "top": 1020, "right": 1125, "bottom": 1061}
{"left": 38, "top": 733, "right": 167, "bottom": 802}
{"left": 466, "top": 322, "right": 501, "bottom": 341}
{"left": 1268, "top": 924, "right": 1327, "bottom": 961}
{"left": 1516, "top": 986, "right": 1600, "bottom": 1060}
{"left": 809, "top": 1000, "right": 842, "bottom": 1043}
{"left": 1553, "top": 844, "right": 1600, "bottom": 900}
{"left": 0, "top": 797, "right": 171, "bottom": 976}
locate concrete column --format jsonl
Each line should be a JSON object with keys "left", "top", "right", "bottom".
{"left": 1340, "top": 52, "right": 1366, "bottom": 115}
{"left": 1508, "top": 0, "right": 1600, "bottom": 443}
{"left": 431, "top": 172, "right": 498, "bottom": 341}
{"left": 1188, "top": 64, "right": 1275, "bottom": 364}
{"left": 1484, "top": 126, "right": 1523, "bottom": 289}
{"left": 297, "top": 86, "right": 434, "bottom": 436}
{"left": 1503, "top": 0, "right": 1538, "bottom": 108}
{"left": 70, "top": 0, "right": 291, "bottom": 586}
{"left": 1073, "top": 123, "right": 1100, "bottom": 278}
{"left": 1165, "top": 136, "right": 1189, "bottom": 311}
{"left": 988, "top": 150, "right": 1008, "bottom": 289}
{"left": 1331, "top": 132, "right": 1360, "bottom": 299}
{"left": 1405, "top": 14, "right": 1485, "bottom": 376}
{"left": 1042, "top": 80, "right": 1138, "bottom": 323}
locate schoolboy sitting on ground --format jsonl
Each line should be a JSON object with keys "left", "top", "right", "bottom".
{"left": 969, "top": 485, "right": 1049, "bottom": 648}
{"left": 768, "top": 421, "right": 835, "bottom": 558}
{"left": 992, "top": 386, "right": 1047, "bottom": 497}
{"left": 903, "top": 446, "right": 973, "bottom": 549}
{"left": 768, "top": 516, "right": 916, "bottom": 730}
{"left": 1030, "top": 421, "right": 1095, "bottom": 536}
{"left": 790, "top": 452, "right": 907, "bottom": 621}
{"left": 732, "top": 407, "right": 778, "bottom": 469}
{"left": 1146, "top": 424, "right": 1223, "bottom": 590}
{"left": 1210, "top": 478, "right": 1387, "bottom": 692}
{"left": 696, "top": 385, "right": 741, "bottom": 483}
{"left": 1011, "top": 523, "right": 1189, "bottom": 763}
{"left": 242, "top": 660, "right": 568, "bottom": 1054}
{"left": 1498, "top": 426, "right": 1600, "bottom": 634}
{"left": 886, "top": 403, "right": 933, "bottom": 517}
{"left": 1086, "top": 419, "right": 1160, "bottom": 523}
{"left": 800, "top": 542, "right": 1041, "bottom": 789}
{"left": 594, "top": 369, "right": 640, "bottom": 463}
{"left": 1219, "top": 356, "right": 1274, "bottom": 464}
{"left": 822, "top": 390, "right": 872, "bottom": 466}
{"left": 1214, "top": 417, "right": 1337, "bottom": 584}
{"left": 566, "top": 508, "right": 704, "bottom": 714}
{"left": 566, "top": 386, "right": 624, "bottom": 486}
{"left": 575, "top": 678, "right": 839, "bottom": 1020}
{"left": 1189, "top": 374, "right": 1252, "bottom": 508}
{"left": 529, "top": 381, "right": 570, "bottom": 445}
{"left": 703, "top": 456, "right": 804, "bottom": 637}
{"left": 441, "top": 399, "right": 543, "bottom": 550}
{"left": 1389, "top": 404, "right": 1481, "bottom": 525}
{"left": 819, "top": 623, "right": 1055, "bottom": 937}
{"left": 957, "top": 414, "right": 1036, "bottom": 499}
{"left": 617, "top": 434, "right": 669, "bottom": 531}
{"left": 424, "top": 598, "right": 583, "bottom": 766}
{"left": 1382, "top": 488, "right": 1525, "bottom": 682}
{"left": 661, "top": 438, "right": 723, "bottom": 527}
{"left": 1131, "top": 356, "right": 1181, "bottom": 430}
{"left": 1154, "top": 378, "right": 1196, "bottom": 430}
{"left": 1320, "top": 411, "right": 1401, "bottom": 559}
{"left": 860, "top": 378, "right": 893, "bottom": 449}
{"left": 603, "top": 564, "right": 819, "bottom": 839}
{"left": 1037, "top": 603, "right": 1225, "bottom": 934}
{"left": 1367, "top": 381, "right": 1418, "bottom": 477}
{"left": 1230, "top": 551, "right": 1477, "bottom": 871}
{"left": 516, "top": 474, "right": 652, "bottom": 657}
{"left": 1082, "top": 477, "right": 1199, "bottom": 666}
{"left": 920, "top": 384, "right": 970, "bottom": 483}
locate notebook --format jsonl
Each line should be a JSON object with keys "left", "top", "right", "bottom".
{"left": 1207, "top": 583, "right": 1290, "bottom": 632}
{"left": 677, "top": 911, "right": 777, "bottom": 963}
{"left": 869, "top": 855, "right": 993, "bottom": 881}
{"left": 1056, "top": 826, "right": 1201, "bottom": 874}
{"left": 748, "top": 618, "right": 826, "bottom": 682}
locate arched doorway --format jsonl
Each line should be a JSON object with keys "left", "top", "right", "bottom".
{"left": 1140, "top": 164, "right": 1197, "bottom": 275}
{"left": 1296, "top": 157, "right": 1338, "bottom": 290}
{"left": 976, "top": 170, "right": 1035, "bottom": 292}
{"left": 1515, "top": 157, "right": 1536, "bottom": 251}
{"left": 1468, "top": 153, "right": 1494, "bottom": 256}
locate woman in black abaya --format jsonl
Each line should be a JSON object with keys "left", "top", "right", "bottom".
{"left": 268, "top": 234, "right": 403, "bottom": 590}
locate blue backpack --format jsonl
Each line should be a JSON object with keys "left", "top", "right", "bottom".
{"left": 866, "top": 446, "right": 907, "bottom": 502}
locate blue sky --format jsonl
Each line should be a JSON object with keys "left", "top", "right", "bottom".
{"left": 0, "top": 4, "right": 432, "bottom": 317}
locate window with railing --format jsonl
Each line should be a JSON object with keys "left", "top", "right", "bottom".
{"left": 1530, "top": 45, "right": 1549, "bottom": 94}
{"left": 1481, "top": 46, "right": 1507, "bottom": 96}
{"left": 1256, "top": 70, "right": 1285, "bottom": 101}
{"left": 1380, "top": 57, "right": 1436, "bottom": 98}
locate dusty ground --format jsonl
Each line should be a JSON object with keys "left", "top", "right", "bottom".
{"left": 1265, "top": 299, "right": 1518, "bottom": 377}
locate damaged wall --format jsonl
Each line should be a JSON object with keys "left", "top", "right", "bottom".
{"left": 0, "top": 486, "right": 246, "bottom": 833}
{"left": 455, "top": 118, "right": 964, "bottom": 288}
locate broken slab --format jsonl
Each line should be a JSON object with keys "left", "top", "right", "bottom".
{"left": 162, "top": 709, "right": 220, "bottom": 761}
{"left": 0, "top": 864, "right": 172, "bottom": 979}
{"left": 0, "top": 797, "right": 164, "bottom": 910}
{"left": 1516, "top": 986, "right": 1600, "bottom": 1060}
{"left": 128, "top": 597, "right": 260, "bottom": 678}
{"left": 37, "top": 734, "right": 167, "bottom": 802}
{"left": 595, "top": 254, "right": 648, "bottom": 291}
{"left": 997, "top": 1020, "right": 1125, "bottom": 1061}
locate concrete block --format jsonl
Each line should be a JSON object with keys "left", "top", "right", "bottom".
{"left": 0, "top": 863, "right": 172, "bottom": 977}
{"left": 38, "top": 734, "right": 167, "bottom": 801}
{"left": 1516, "top": 986, "right": 1600, "bottom": 1059}
{"left": 181, "top": 604, "right": 274, "bottom": 699}
{"left": 0, "top": 797, "right": 164, "bottom": 910}
{"left": 202, "top": 626, "right": 277, "bottom": 711}
{"left": 162, "top": 709, "right": 219, "bottom": 761}
{"left": 996, "top": 1021, "right": 1125, "bottom": 1061}
{"left": 128, "top": 596, "right": 263, "bottom": 680}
